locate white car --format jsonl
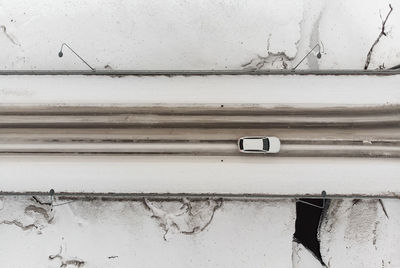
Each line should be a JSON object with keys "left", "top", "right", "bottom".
{"left": 238, "top": 136, "right": 280, "bottom": 153}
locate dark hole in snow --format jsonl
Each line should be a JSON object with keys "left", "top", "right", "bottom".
{"left": 294, "top": 198, "right": 327, "bottom": 266}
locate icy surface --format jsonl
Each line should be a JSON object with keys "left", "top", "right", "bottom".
{"left": 0, "top": 0, "right": 399, "bottom": 70}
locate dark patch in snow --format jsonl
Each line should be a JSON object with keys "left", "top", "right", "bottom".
{"left": 373, "top": 220, "right": 379, "bottom": 248}
{"left": 294, "top": 198, "right": 328, "bottom": 266}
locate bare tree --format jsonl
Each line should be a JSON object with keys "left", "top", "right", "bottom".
{"left": 364, "top": 4, "right": 393, "bottom": 70}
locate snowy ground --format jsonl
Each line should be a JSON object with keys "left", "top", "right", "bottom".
{"left": 1, "top": 0, "right": 400, "bottom": 267}
{"left": 319, "top": 199, "right": 400, "bottom": 268}
{"left": 0, "top": 197, "right": 296, "bottom": 267}
{"left": 0, "top": 0, "right": 399, "bottom": 70}
{"left": 1, "top": 196, "right": 399, "bottom": 267}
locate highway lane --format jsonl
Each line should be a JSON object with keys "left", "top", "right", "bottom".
{"left": 1, "top": 74, "right": 399, "bottom": 196}
{"left": 0, "top": 139, "right": 399, "bottom": 157}
{"left": 0, "top": 105, "right": 399, "bottom": 157}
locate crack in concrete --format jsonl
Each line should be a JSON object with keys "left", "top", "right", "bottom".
{"left": 144, "top": 198, "right": 222, "bottom": 241}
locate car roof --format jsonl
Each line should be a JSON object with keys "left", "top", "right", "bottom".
{"left": 243, "top": 138, "right": 263, "bottom": 150}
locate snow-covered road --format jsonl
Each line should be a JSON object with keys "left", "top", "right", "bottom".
{"left": 1, "top": 74, "right": 400, "bottom": 105}
{"left": 0, "top": 155, "right": 399, "bottom": 196}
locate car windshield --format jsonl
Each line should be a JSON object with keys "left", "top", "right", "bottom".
{"left": 263, "top": 138, "right": 270, "bottom": 151}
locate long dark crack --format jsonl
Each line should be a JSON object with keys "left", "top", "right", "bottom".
{"left": 379, "top": 199, "right": 389, "bottom": 219}
{"left": 32, "top": 196, "right": 52, "bottom": 206}
{"left": 364, "top": 4, "right": 393, "bottom": 70}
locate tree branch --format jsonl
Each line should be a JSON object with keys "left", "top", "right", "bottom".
{"left": 364, "top": 4, "right": 393, "bottom": 70}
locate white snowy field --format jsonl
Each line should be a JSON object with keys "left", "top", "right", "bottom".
{"left": 0, "top": 196, "right": 399, "bottom": 267}
{"left": 0, "top": 0, "right": 399, "bottom": 70}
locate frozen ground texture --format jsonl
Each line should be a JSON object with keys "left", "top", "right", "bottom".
{"left": 0, "top": 0, "right": 399, "bottom": 70}
{"left": 1, "top": 197, "right": 400, "bottom": 267}
{"left": 319, "top": 199, "right": 400, "bottom": 268}
{"left": 0, "top": 197, "right": 296, "bottom": 267}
